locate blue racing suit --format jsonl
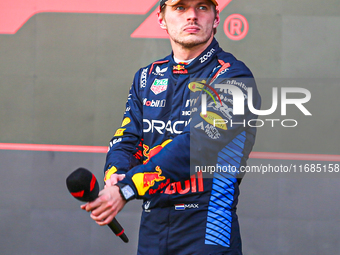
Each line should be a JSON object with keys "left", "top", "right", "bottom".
{"left": 104, "top": 38, "right": 261, "bottom": 255}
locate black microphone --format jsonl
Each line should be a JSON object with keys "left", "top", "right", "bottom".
{"left": 66, "top": 167, "right": 129, "bottom": 243}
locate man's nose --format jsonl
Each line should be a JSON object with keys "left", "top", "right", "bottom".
{"left": 186, "top": 7, "right": 198, "bottom": 21}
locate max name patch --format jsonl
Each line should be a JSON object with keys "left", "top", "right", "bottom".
{"left": 175, "top": 204, "right": 199, "bottom": 210}
{"left": 151, "top": 79, "right": 168, "bottom": 95}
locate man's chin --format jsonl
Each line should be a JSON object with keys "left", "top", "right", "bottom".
{"left": 178, "top": 36, "right": 211, "bottom": 48}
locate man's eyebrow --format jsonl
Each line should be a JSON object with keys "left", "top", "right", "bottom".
{"left": 197, "top": 1, "right": 211, "bottom": 5}
{"left": 173, "top": 1, "right": 211, "bottom": 5}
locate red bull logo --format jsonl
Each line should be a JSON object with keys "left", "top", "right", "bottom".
{"left": 145, "top": 171, "right": 204, "bottom": 196}
{"left": 163, "top": 171, "right": 204, "bottom": 195}
{"left": 173, "top": 65, "right": 185, "bottom": 71}
{"left": 132, "top": 166, "right": 166, "bottom": 196}
{"left": 143, "top": 140, "right": 172, "bottom": 164}
{"left": 143, "top": 166, "right": 166, "bottom": 188}
{"left": 172, "top": 65, "right": 188, "bottom": 74}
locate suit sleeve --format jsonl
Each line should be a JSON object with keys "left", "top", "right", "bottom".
{"left": 118, "top": 61, "right": 261, "bottom": 200}
{"left": 103, "top": 70, "right": 144, "bottom": 181}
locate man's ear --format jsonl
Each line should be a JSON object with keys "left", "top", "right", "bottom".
{"left": 157, "top": 11, "right": 167, "bottom": 30}
{"left": 213, "top": 9, "right": 220, "bottom": 28}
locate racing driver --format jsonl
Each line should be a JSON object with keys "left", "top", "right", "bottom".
{"left": 82, "top": 0, "right": 261, "bottom": 254}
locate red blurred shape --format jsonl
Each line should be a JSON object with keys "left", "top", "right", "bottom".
{"left": 0, "top": 0, "right": 158, "bottom": 34}
{"left": 90, "top": 174, "right": 96, "bottom": 192}
{"left": 71, "top": 190, "right": 84, "bottom": 198}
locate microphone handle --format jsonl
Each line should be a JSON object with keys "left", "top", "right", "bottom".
{"left": 108, "top": 218, "right": 129, "bottom": 243}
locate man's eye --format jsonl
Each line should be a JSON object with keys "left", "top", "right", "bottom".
{"left": 175, "top": 6, "right": 185, "bottom": 10}
{"left": 198, "top": 6, "right": 208, "bottom": 10}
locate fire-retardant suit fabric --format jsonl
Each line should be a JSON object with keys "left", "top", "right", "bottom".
{"left": 104, "top": 38, "right": 261, "bottom": 255}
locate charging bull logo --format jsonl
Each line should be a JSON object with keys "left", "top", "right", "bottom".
{"left": 172, "top": 64, "right": 188, "bottom": 74}
{"left": 173, "top": 65, "right": 186, "bottom": 71}
{"left": 143, "top": 139, "right": 172, "bottom": 164}
{"left": 132, "top": 166, "right": 166, "bottom": 196}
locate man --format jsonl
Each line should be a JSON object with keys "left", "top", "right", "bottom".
{"left": 81, "top": 0, "right": 261, "bottom": 254}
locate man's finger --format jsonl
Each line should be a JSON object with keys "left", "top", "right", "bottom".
{"left": 91, "top": 208, "right": 116, "bottom": 225}
{"left": 83, "top": 197, "right": 103, "bottom": 212}
{"left": 117, "top": 174, "right": 126, "bottom": 182}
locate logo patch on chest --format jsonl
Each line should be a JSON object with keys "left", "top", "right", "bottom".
{"left": 151, "top": 79, "right": 168, "bottom": 95}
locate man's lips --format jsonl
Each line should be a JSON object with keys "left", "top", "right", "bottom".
{"left": 184, "top": 25, "right": 200, "bottom": 33}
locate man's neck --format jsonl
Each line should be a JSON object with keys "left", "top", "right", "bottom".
{"left": 171, "top": 37, "right": 214, "bottom": 61}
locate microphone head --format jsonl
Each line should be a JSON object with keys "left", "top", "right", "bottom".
{"left": 66, "top": 167, "right": 99, "bottom": 202}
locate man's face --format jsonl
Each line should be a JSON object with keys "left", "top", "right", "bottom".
{"left": 158, "top": 0, "right": 220, "bottom": 49}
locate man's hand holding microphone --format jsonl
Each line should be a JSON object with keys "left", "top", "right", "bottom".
{"left": 66, "top": 168, "right": 129, "bottom": 243}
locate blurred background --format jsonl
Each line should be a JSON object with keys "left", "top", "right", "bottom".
{"left": 1, "top": 0, "right": 340, "bottom": 254}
